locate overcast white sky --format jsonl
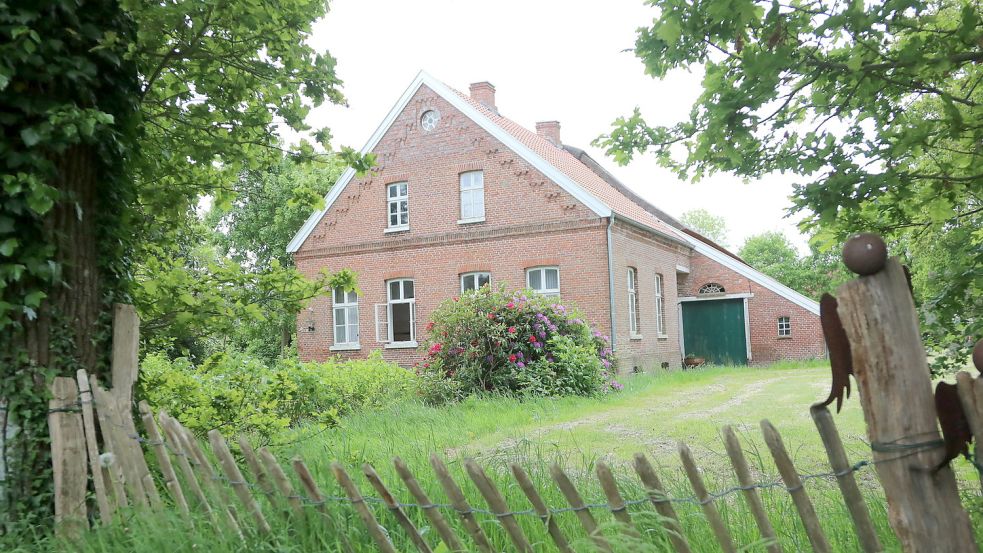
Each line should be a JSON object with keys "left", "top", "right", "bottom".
{"left": 303, "top": 0, "right": 811, "bottom": 252}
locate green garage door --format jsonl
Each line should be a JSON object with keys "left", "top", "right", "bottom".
{"left": 681, "top": 299, "right": 747, "bottom": 366}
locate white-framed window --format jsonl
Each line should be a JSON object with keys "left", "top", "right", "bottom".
{"left": 778, "top": 316, "right": 791, "bottom": 337}
{"left": 461, "top": 272, "right": 491, "bottom": 293}
{"left": 655, "top": 273, "right": 666, "bottom": 336}
{"left": 627, "top": 268, "right": 639, "bottom": 336}
{"left": 387, "top": 182, "right": 409, "bottom": 230}
{"left": 332, "top": 288, "right": 359, "bottom": 348}
{"left": 699, "top": 282, "right": 725, "bottom": 294}
{"left": 375, "top": 279, "right": 416, "bottom": 345}
{"left": 459, "top": 171, "right": 485, "bottom": 222}
{"left": 527, "top": 267, "right": 560, "bottom": 297}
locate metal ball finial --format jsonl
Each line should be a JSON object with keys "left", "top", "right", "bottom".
{"left": 842, "top": 233, "right": 888, "bottom": 276}
{"left": 973, "top": 338, "right": 983, "bottom": 372}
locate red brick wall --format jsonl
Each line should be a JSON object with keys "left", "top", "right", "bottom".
{"left": 609, "top": 221, "right": 690, "bottom": 370}
{"left": 683, "top": 253, "right": 826, "bottom": 364}
{"left": 294, "top": 84, "right": 613, "bottom": 367}
{"left": 295, "top": 223, "right": 611, "bottom": 366}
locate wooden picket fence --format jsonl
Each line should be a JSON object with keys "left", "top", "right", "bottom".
{"left": 48, "top": 257, "right": 983, "bottom": 551}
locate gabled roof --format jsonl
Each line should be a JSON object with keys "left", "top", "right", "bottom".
{"left": 285, "top": 71, "right": 820, "bottom": 316}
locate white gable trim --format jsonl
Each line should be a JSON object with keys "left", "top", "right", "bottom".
{"left": 688, "top": 239, "right": 821, "bottom": 315}
{"left": 286, "top": 70, "right": 611, "bottom": 253}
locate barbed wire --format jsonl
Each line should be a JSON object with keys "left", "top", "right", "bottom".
{"left": 54, "top": 396, "right": 982, "bottom": 523}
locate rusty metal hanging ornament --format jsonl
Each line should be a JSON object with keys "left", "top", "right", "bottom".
{"left": 818, "top": 293, "right": 853, "bottom": 412}
{"left": 933, "top": 382, "right": 973, "bottom": 471}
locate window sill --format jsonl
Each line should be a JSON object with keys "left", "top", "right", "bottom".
{"left": 330, "top": 344, "right": 361, "bottom": 352}
{"left": 657, "top": 334, "right": 669, "bottom": 340}
{"left": 384, "top": 226, "right": 409, "bottom": 234}
{"left": 457, "top": 217, "right": 485, "bottom": 225}
{"left": 384, "top": 341, "right": 418, "bottom": 349}
{"left": 778, "top": 335, "right": 793, "bottom": 340}
{"left": 629, "top": 334, "right": 643, "bottom": 341}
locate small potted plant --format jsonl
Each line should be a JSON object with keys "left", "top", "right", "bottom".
{"left": 683, "top": 354, "right": 705, "bottom": 369}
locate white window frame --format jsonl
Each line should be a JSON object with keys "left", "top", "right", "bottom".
{"left": 627, "top": 268, "right": 640, "bottom": 337}
{"left": 459, "top": 171, "right": 485, "bottom": 223}
{"left": 377, "top": 279, "right": 416, "bottom": 347}
{"left": 386, "top": 182, "right": 409, "bottom": 231}
{"left": 655, "top": 273, "right": 667, "bottom": 337}
{"left": 330, "top": 288, "right": 359, "bottom": 350}
{"left": 778, "top": 316, "right": 792, "bottom": 337}
{"left": 526, "top": 267, "right": 560, "bottom": 297}
{"left": 461, "top": 272, "right": 491, "bottom": 293}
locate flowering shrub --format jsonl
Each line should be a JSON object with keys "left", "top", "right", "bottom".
{"left": 418, "top": 285, "right": 618, "bottom": 404}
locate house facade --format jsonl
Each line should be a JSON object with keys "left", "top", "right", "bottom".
{"left": 289, "top": 72, "right": 826, "bottom": 369}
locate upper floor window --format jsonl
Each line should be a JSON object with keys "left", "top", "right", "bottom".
{"left": 421, "top": 110, "right": 440, "bottom": 132}
{"left": 627, "top": 268, "right": 639, "bottom": 336}
{"left": 655, "top": 273, "right": 666, "bottom": 336}
{"left": 459, "top": 171, "right": 485, "bottom": 222}
{"left": 527, "top": 267, "right": 560, "bottom": 297}
{"left": 387, "top": 182, "right": 408, "bottom": 230}
{"left": 332, "top": 288, "right": 359, "bottom": 348}
{"left": 778, "top": 316, "right": 791, "bottom": 337}
{"left": 461, "top": 272, "right": 491, "bottom": 293}
{"left": 699, "top": 282, "right": 725, "bottom": 295}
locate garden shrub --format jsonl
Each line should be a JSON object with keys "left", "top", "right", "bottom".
{"left": 139, "top": 350, "right": 417, "bottom": 441}
{"left": 418, "top": 285, "right": 618, "bottom": 404}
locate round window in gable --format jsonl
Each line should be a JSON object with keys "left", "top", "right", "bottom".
{"left": 421, "top": 110, "right": 440, "bottom": 132}
{"left": 699, "top": 283, "right": 726, "bottom": 294}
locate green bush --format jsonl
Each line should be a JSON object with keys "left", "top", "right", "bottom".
{"left": 139, "top": 350, "right": 417, "bottom": 441}
{"left": 418, "top": 285, "right": 618, "bottom": 404}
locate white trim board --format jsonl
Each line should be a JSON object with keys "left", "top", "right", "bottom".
{"left": 686, "top": 240, "right": 821, "bottom": 315}
{"left": 286, "top": 70, "right": 612, "bottom": 253}
{"left": 678, "top": 292, "right": 753, "bottom": 302}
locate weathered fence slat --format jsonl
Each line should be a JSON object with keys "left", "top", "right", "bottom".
{"left": 174, "top": 422, "right": 242, "bottom": 536}
{"left": 835, "top": 258, "right": 976, "bottom": 550}
{"left": 49, "top": 376, "right": 89, "bottom": 538}
{"left": 238, "top": 438, "right": 275, "bottom": 500}
{"left": 394, "top": 457, "right": 466, "bottom": 553}
{"left": 721, "top": 426, "right": 781, "bottom": 553}
{"left": 679, "top": 443, "right": 736, "bottom": 553}
{"left": 258, "top": 447, "right": 302, "bottom": 514}
{"left": 75, "top": 369, "right": 113, "bottom": 520}
{"left": 596, "top": 461, "right": 641, "bottom": 539}
{"left": 510, "top": 463, "right": 574, "bottom": 553}
{"left": 292, "top": 458, "right": 357, "bottom": 553}
{"left": 139, "top": 401, "right": 189, "bottom": 517}
{"left": 90, "top": 378, "right": 148, "bottom": 508}
{"left": 363, "top": 463, "right": 434, "bottom": 553}
{"left": 761, "top": 420, "right": 831, "bottom": 553}
{"left": 549, "top": 463, "right": 613, "bottom": 553}
{"left": 208, "top": 430, "right": 271, "bottom": 534}
{"left": 464, "top": 458, "right": 534, "bottom": 553}
{"left": 88, "top": 380, "right": 128, "bottom": 510}
{"left": 810, "top": 406, "right": 882, "bottom": 552}
{"left": 332, "top": 462, "right": 398, "bottom": 553}
{"left": 158, "top": 412, "right": 213, "bottom": 520}
{"left": 429, "top": 454, "right": 495, "bottom": 553}
{"left": 632, "top": 453, "right": 691, "bottom": 553}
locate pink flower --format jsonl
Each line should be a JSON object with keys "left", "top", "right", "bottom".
{"left": 426, "top": 321, "right": 435, "bottom": 331}
{"left": 428, "top": 343, "right": 443, "bottom": 355}
{"left": 506, "top": 301, "right": 515, "bottom": 309}
{"left": 487, "top": 313, "right": 496, "bottom": 320}
{"left": 529, "top": 335, "right": 537, "bottom": 343}
{"left": 508, "top": 326, "right": 517, "bottom": 334}
{"left": 509, "top": 354, "right": 517, "bottom": 362}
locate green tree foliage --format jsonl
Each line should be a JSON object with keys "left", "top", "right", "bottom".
{"left": 1, "top": 0, "right": 361, "bottom": 526}
{"left": 738, "top": 231, "right": 850, "bottom": 299}
{"left": 679, "top": 208, "right": 729, "bottom": 245}
{"left": 596, "top": 0, "right": 982, "bottom": 368}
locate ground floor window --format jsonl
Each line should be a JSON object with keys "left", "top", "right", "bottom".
{"left": 526, "top": 267, "right": 559, "bottom": 296}
{"left": 778, "top": 316, "right": 791, "bottom": 337}
{"left": 461, "top": 272, "right": 491, "bottom": 292}
{"left": 655, "top": 273, "right": 666, "bottom": 336}
{"left": 382, "top": 279, "right": 415, "bottom": 343}
{"left": 332, "top": 287, "right": 359, "bottom": 346}
{"left": 627, "top": 268, "right": 639, "bottom": 335}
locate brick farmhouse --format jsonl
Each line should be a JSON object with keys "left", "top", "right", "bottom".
{"left": 288, "top": 72, "right": 826, "bottom": 370}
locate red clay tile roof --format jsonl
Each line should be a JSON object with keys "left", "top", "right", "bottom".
{"left": 448, "top": 85, "right": 689, "bottom": 244}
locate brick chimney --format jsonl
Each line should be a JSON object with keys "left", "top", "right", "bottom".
{"left": 536, "top": 121, "right": 561, "bottom": 146}
{"left": 469, "top": 81, "right": 496, "bottom": 111}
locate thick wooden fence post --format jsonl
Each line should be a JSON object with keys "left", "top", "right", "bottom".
{"left": 75, "top": 369, "right": 112, "bottom": 521}
{"left": 48, "top": 377, "right": 88, "bottom": 538}
{"left": 836, "top": 258, "right": 976, "bottom": 551}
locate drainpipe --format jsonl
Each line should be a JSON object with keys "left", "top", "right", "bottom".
{"left": 606, "top": 214, "right": 617, "bottom": 352}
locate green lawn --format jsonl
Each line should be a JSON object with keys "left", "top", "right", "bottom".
{"left": 32, "top": 363, "right": 983, "bottom": 552}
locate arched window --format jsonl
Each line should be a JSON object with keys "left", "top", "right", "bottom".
{"left": 699, "top": 282, "right": 726, "bottom": 295}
